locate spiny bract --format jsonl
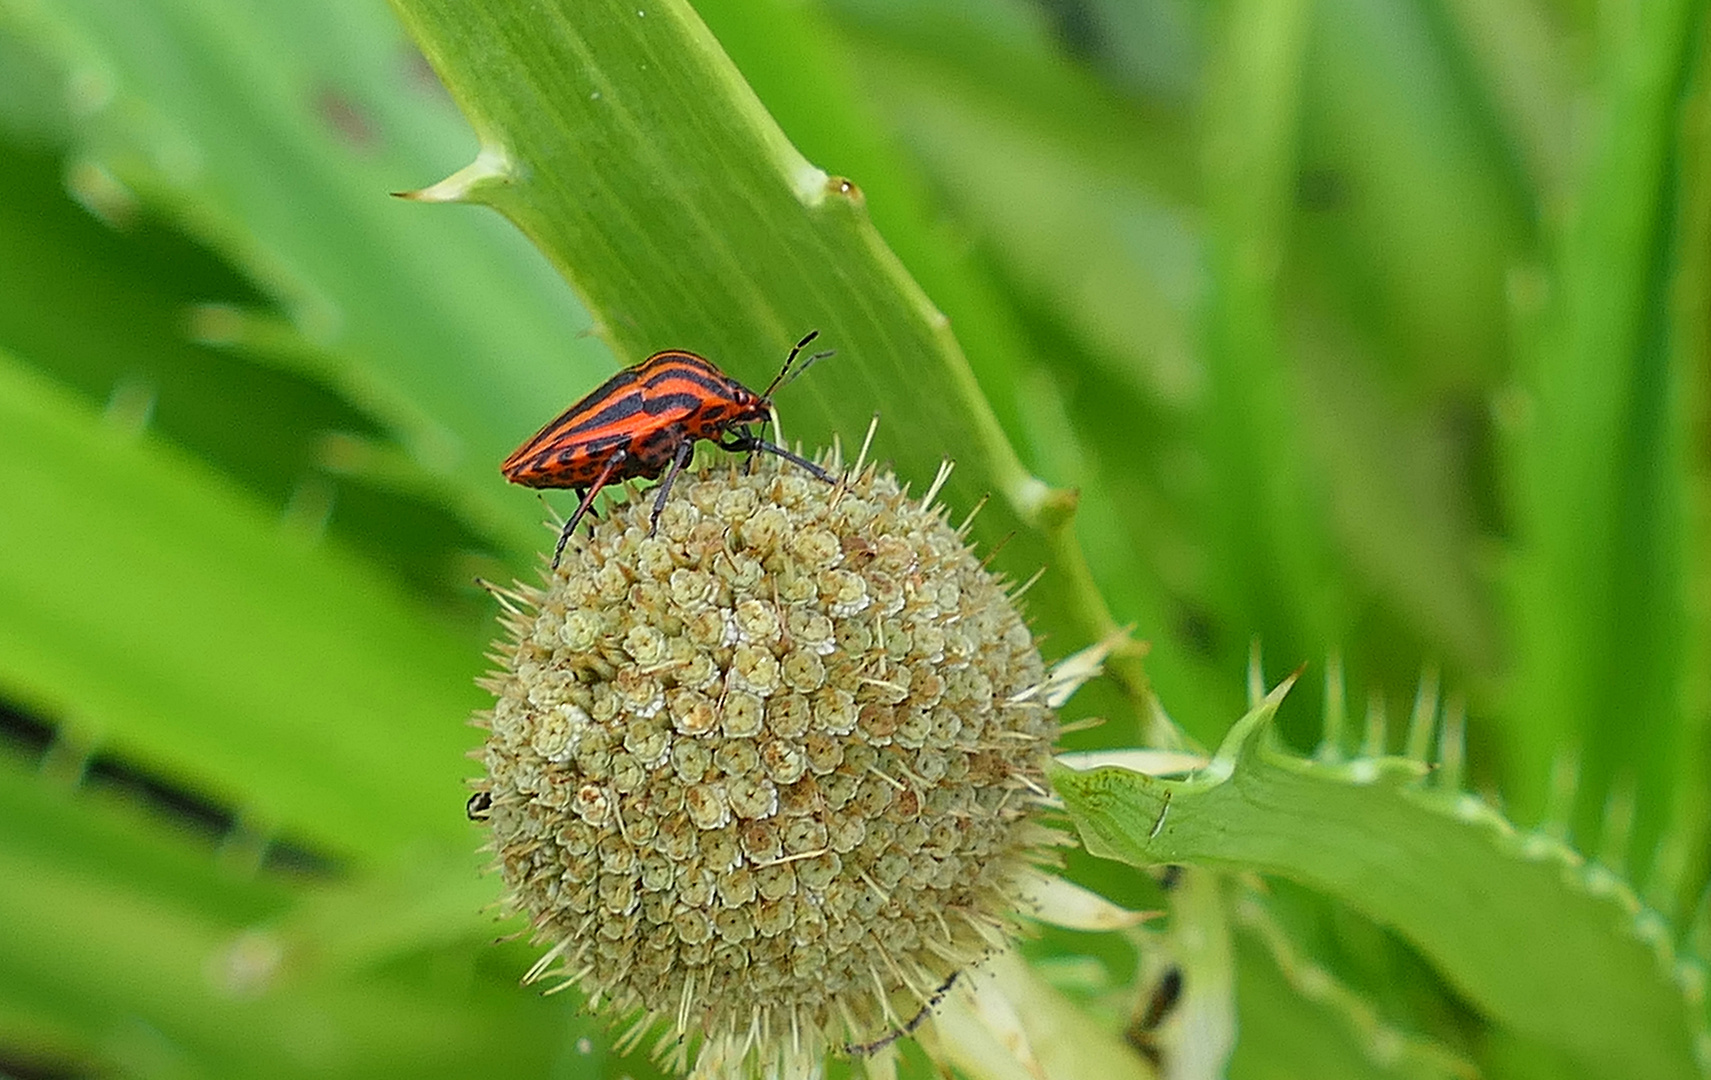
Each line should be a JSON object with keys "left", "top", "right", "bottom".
{"left": 474, "top": 455, "right": 1062, "bottom": 1076}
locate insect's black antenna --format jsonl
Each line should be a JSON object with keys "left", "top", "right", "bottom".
{"left": 761, "top": 330, "right": 834, "bottom": 401}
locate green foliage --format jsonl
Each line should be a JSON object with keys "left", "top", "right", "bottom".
{"left": 0, "top": 349, "right": 481, "bottom": 857}
{"left": 0, "top": 0, "right": 1707, "bottom": 1077}
{"left": 1054, "top": 683, "right": 1704, "bottom": 1080}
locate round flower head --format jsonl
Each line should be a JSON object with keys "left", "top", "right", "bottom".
{"left": 474, "top": 454, "right": 1062, "bottom": 1076}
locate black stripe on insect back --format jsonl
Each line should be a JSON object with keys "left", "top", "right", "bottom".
{"left": 643, "top": 362, "right": 734, "bottom": 398}
{"left": 641, "top": 391, "right": 706, "bottom": 416}
{"left": 569, "top": 365, "right": 643, "bottom": 409}
{"left": 560, "top": 389, "right": 647, "bottom": 437}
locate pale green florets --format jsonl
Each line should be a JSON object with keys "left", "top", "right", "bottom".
{"left": 475, "top": 459, "right": 1060, "bottom": 1076}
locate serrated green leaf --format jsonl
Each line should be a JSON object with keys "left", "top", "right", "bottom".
{"left": 1052, "top": 687, "right": 1706, "bottom": 1080}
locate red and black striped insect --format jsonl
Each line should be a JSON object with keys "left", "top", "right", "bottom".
{"left": 502, "top": 331, "right": 836, "bottom": 566}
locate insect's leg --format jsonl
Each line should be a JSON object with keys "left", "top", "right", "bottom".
{"left": 552, "top": 447, "right": 627, "bottom": 569}
{"left": 649, "top": 438, "right": 695, "bottom": 536}
{"left": 842, "top": 970, "right": 961, "bottom": 1057}
{"left": 737, "top": 424, "right": 760, "bottom": 474}
{"left": 552, "top": 489, "right": 596, "bottom": 569}
{"left": 723, "top": 435, "right": 836, "bottom": 484}
{"left": 550, "top": 491, "right": 584, "bottom": 569}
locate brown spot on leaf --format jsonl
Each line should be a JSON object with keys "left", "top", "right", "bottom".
{"left": 826, "top": 175, "right": 864, "bottom": 206}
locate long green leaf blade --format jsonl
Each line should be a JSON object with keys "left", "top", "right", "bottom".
{"left": 0, "top": 755, "right": 613, "bottom": 1080}
{"left": 0, "top": 348, "right": 480, "bottom": 858}
{"left": 1505, "top": 0, "right": 1704, "bottom": 867}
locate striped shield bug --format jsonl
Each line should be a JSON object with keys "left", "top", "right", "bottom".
{"left": 502, "top": 331, "right": 836, "bottom": 566}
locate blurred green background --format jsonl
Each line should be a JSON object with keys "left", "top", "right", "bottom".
{"left": 0, "top": 0, "right": 1706, "bottom": 1077}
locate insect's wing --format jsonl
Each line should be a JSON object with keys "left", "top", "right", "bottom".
{"left": 501, "top": 367, "right": 644, "bottom": 486}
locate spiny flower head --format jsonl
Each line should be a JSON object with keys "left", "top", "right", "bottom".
{"left": 474, "top": 453, "right": 1062, "bottom": 1076}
